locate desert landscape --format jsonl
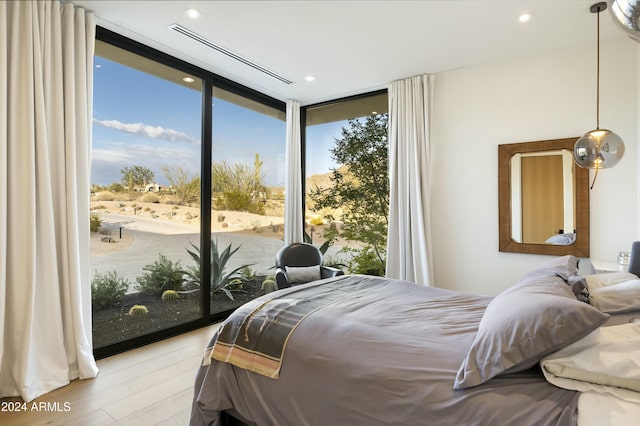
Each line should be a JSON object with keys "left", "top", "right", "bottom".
{"left": 89, "top": 191, "right": 352, "bottom": 348}
{"left": 90, "top": 191, "right": 350, "bottom": 275}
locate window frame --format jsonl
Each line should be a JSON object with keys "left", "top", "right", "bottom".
{"left": 93, "top": 27, "right": 286, "bottom": 359}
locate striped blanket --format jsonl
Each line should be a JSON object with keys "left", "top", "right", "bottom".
{"left": 210, "top": 274, "right": 392, "bottom": 378}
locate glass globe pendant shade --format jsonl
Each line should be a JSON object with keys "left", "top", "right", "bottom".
{"left": 573, "top": 129, "right": 625, "bottom": 169}
{"left": 610, "top": 0, "right": 640, "bottom": 42}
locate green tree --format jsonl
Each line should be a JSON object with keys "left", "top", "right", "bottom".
{"left": 309, "top": 114, "right": 389, "bottom": 275}
{"left": 120, "top": 165, "right": 154, "bottom": 190}
{"left": 161, "top": 164, "right": 200, "bottom": 205}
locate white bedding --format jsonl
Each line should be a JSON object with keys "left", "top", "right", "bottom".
{"left": 541, "top": 323, "right": 640, "bottom": 425}
{"left": 578, "top": 392, "right": 640, "bottom": 426}
{"left": 542, "top": 323, "right": 640, "bottom": 402}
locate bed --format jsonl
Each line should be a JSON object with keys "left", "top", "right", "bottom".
{"left": 190, "top": 256, "right": 640, "bottom": 426}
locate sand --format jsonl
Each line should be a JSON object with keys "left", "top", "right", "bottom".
{"left": 90, "top": 199, "right": 345, "bottom": 256}
{"left": 91, "top": 199, "right": 285, "bottom": 253}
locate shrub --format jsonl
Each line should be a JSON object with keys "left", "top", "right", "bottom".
{"left": 346, "top": 246, "right": 386, "bottom": 276}
{"left": 91, "top": 271, "right": 129, "bottom": 310}
{"left": 161, "top": 290, "right": 179, "bottom": 301}
{"left": 135, "top": 253, "right": 184, "bottom": 295}
{"left": 220, "top": 191, "right": 265, "bottom": 215}
{"left": 90, "top": 214, "right": 102, "bottom": 233}
{"left": 94, "top": 191, "right": 115, "bottom": 201}
{"left": 141, "top": 193, "right": 160, "bottom": 203}
{"left": 310, "top": 214, "right": 324, "bottom": 225}
{"left": 108, "top": 183, "right": 125, "bottom": 192}
{"left": 128, "top": 305, "right": 149, "bottom": 315}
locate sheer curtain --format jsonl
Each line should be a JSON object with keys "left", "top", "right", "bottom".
{"left": 284, "top": 99, "right": 303, "bottom": 244}
{"left": 0, "top": 0, "right": 98, "bottom": 402}
{"left": 385, "top": 74, "right": 435, "bottom": 285}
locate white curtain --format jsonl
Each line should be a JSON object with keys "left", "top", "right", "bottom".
{"left": 284, "top": 99, "right": 303, "bottom": 244}
{"left": 385, "top": 74, "right": 435, "bottom": 285}
{"left": 0, "top": 0, "right": 98, "bottom": 402}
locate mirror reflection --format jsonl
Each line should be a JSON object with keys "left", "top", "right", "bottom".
{"left": 510, "top": 149, "right": 575, "bottom": 245}
{"left": 498, "top": 137, "right": 590, "bottom": 257}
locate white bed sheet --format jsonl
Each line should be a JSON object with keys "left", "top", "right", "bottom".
{"left": 578, "top": 392, "right": 640, "bottom": 426}
{"left": 541, "top": 321, "right": 640, "bottom": 425}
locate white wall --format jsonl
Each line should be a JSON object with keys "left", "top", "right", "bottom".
{"left": 431, "top": 35, "right": 639, "bottom": 296}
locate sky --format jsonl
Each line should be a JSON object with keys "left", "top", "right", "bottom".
{"left": 91, "top": 55, "right": 347, "bottom": 188}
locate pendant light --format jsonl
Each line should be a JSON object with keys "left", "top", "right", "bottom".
{"left": 574, "top": 2, "right": 625, "bottom": 189}
{"left": 611, "top": 0, "right": 640, "bottom": 42}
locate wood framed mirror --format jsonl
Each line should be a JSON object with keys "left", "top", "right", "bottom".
{"left": 499, "top": 137, "right": 590, "bottom": 257}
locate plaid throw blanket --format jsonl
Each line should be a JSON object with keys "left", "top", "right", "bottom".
{"left": 210, "top": 274, "right": 392, "bottom": 378}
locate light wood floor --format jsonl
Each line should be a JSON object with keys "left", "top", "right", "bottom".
{"left": 0, "top": 323, "right": 221, "bottom": 426}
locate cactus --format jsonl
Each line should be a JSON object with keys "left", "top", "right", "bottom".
{"left": 261, "top": 279, "right": 277, "bottom": 294}
{"left": 228, "top": 278, "right": 244, "bottom": 290}
{"left": 161, "top": 290, "right": 179, "bottom": 301}
{"left": 128, "top": 304, "right": 149, "bottom": 315}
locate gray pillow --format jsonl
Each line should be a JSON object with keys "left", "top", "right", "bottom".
{"left": 285, "top": 265, "right": 321, "bottom": 284}
{"left": 519, "top": 254, "right": 579, "bottom": 281}
{"left": 454, "top": 256, "right": 610, "bottom": 389}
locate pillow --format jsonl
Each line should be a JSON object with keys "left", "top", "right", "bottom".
{"left": 583, "top": 272, "right": 639, "bottom": 290}
{"left": 285, "top": 265, "right": 321, "bottom": 284}
{"left": 520, "top": 254, "right": 579, "bottom": 281}
{"left": 545, "top": 233, "right": 576, "bottom": 245}
{"left": 590, "top": 279, "right": 640, "bottom": 313}
{"left": 454, "top": 257, "right": 610, "bottom": 389}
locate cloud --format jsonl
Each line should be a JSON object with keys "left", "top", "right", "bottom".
{"left": 93, "top": 141, "right": 198, "bottom": 165}
{"left": 94, "top": 119, "right": 199, "bottom": 145}
{"left": 91, "top": 142, "right": 200, "bottom": 186}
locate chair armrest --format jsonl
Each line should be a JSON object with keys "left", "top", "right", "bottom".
{"left": 275, "top": 267, "right": 290, "bottom": 289}
{"left": 321, "top": 266, "right": 344, "bottom": 279}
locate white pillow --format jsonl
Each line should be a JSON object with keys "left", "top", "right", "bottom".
{"left": 583, "top": 272, "right": 638, "bottom": 289}
{"left": 545, "top": 233, "right": 576, "bottom": 245}
{"left": 285, "top": 265, "right": 321, "bottom": 284}
{"left": 590, "top": 279, "right": 640, "bottom": 313}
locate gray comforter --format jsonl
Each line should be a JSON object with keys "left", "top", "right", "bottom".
{"left": 190, "top": 275, "right": 578, "bottom": 426}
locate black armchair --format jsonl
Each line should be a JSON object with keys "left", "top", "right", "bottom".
{"left": 275, "top": 242, "right": 344, "bottom": 289}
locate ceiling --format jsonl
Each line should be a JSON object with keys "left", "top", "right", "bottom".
{"left": 70, "top": 0, "right": 626, "bottom": 106}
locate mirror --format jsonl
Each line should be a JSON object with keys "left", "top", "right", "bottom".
{"left": 499, "top": 137, "right": 590, "bottom": 257}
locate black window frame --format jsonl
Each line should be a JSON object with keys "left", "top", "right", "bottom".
{"left": 93, "top": 27, "right": 286, "bottom": 359}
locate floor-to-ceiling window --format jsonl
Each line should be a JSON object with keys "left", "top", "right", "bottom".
{"left": 208, "top": 88, "right": 286, "bottom": 315}
{"left": 303, "top": 91, "right": 389, "bottom": 276}
{"left": 90, "top": 28, "right": 285, "bottom": 358}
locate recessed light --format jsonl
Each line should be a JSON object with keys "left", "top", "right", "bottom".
{"left": 185, "top": 8, "right": 201, "bottom": 19}
{"left": 182, "top": 76, "right": 195, "bottom": 83}
{"left": 304, "top": 75, "right": 316, "bottom": 82}
{"left": 519, "top": 12, "right": 533, "bottom": 23}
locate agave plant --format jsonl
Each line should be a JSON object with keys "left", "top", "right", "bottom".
{"left": 182, "top": 239, "right": 254, "bottom": 300}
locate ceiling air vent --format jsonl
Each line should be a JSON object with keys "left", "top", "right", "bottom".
{"left": 169, "top": 23, "right": 293, "bottom": 85}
